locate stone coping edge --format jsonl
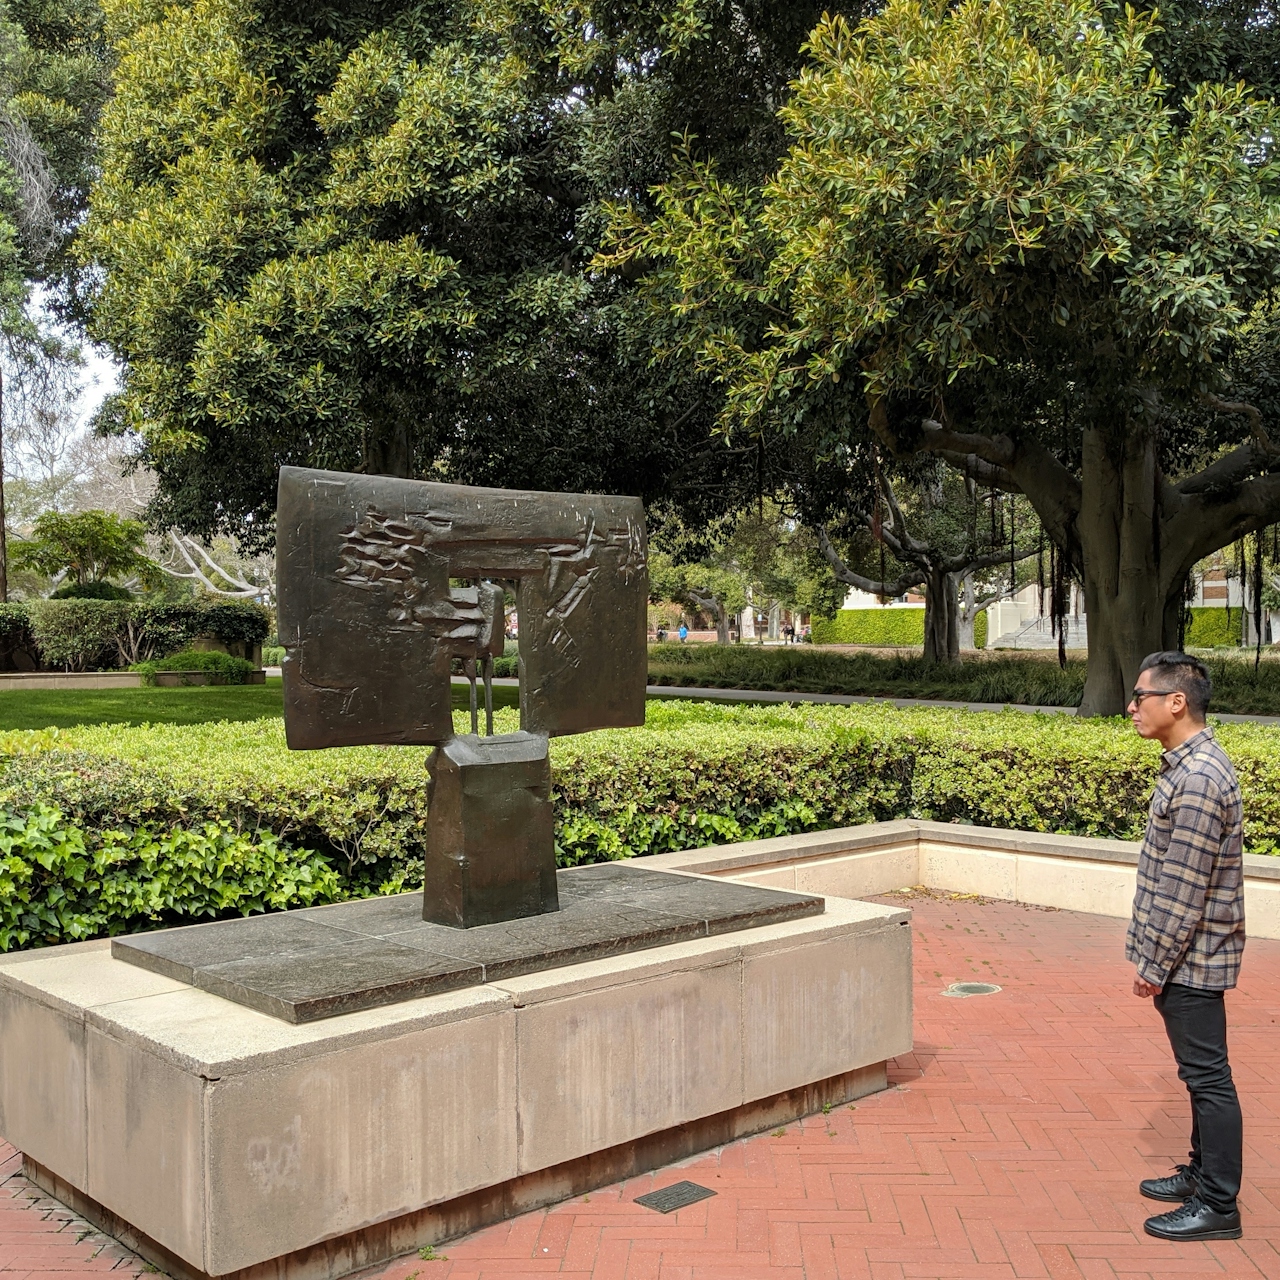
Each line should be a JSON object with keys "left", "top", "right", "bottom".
{"left": 23, "top": 1062, "right": 887, "bottom": 1280}
{"left": 644, "top": 819, "right": 1280, "bottom": 883}
{"left": 0, "top": 672, "right": 143, "bottom": 689}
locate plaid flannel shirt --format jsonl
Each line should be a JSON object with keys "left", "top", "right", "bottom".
{"left": 1126, "top": 727, "right": 1246, "bottom": 990}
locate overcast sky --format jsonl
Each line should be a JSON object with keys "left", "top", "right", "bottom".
{"left": 73, "top": 341, "right": 120, "bottom": 427}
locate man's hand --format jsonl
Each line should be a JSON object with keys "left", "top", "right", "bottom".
{"left": 1133, "top": 974, "right": 1162, "bottom": 998}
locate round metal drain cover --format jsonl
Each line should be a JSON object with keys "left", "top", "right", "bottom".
{"left": 942, "top": 981, "right": 1001, "bottom": 997}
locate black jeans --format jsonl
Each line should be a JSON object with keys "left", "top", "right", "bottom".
{"left": 1153, "top": 983, "right": 1242, "bottom": 1213}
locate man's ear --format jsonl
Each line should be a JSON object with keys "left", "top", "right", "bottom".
{"left": 1170, "top": 690, "right": 1188, "bottom": 716}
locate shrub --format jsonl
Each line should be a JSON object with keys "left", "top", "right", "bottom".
{"left": 197, "top": 602, "right": 271, "bottom": 646}
{"left": 0, "top": 803, "right": 341, "bottom": 950}
{"left": 50, "top": 581, "right": 133, "bottom": 601}
{"left": 1, "top": 600, "right": 273, "bottom": 670}
{"left": 130, "top": 649, "right": 257, "bottom": 684}
{"left": 646, "top": 643, "right": 1088, "bottom": 706}
{"left": 811, "top": 608, "right": 924, "bottom": 646}
{"left": 27, "top": 600, "right": 129, "bottom": 671}
{"left": 0, "top": 603, "right": 35, "bottom": 669}
{"left": 5, "top": 701, "right": 1280, "bottom": 950}
{"left": 805, "top": 609, "right": 986, "bottom": 647}
{"left": 262, "top": 644, "right": 285, "bottom": 666}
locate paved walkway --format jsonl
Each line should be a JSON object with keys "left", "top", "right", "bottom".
{"left": 3, "top": 895, "right": 1278, "bottom": 1278}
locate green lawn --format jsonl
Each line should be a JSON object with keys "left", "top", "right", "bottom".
{"left": 0, "top": 677, "right": 523, "bottom": 730}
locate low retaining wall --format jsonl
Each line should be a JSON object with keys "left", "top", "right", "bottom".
{"left": 0, "top": 669, "right": 268, "bottom": 690}
{"left": 0, "top": 672, "right": 142, "bottom": 690}
{"left": 647, "top": 819, "right": 1280, "bottom": 939}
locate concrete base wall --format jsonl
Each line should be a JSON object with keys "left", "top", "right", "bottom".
{"left": 0, "top": 896, "right": 910, "bottom": 1279}
{"left": 25, "top": 1062, "right": 886, "bottom": 1280}
{"left": 646, "top": 819, "right": 1280, "bottom": 940}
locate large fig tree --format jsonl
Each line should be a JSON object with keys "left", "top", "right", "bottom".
{"left": 606, "top": 0, "right": 1280, "bottom": 715}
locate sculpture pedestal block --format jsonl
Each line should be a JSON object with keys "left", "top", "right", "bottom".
{"left": 424, "top": 732, "right": 558, "bottom": 928}
{"left": 0, "top": 889, "right": 911, "bottom": 1280}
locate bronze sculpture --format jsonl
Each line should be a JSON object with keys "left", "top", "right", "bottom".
{"left": 276, "top": 468, "right": 648, "bottom": 927}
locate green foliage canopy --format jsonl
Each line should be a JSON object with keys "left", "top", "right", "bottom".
{"left": 11, "top": 509, "right": 150, "bottom": 588}
{"left": 82, "top": 0, "right": 834, "bottom": 545}
{"left": 10, "top": 507, "right": 151, "bottom": 584}
{"left": 612, "top": 0, "right": 1280, "bottom": 420}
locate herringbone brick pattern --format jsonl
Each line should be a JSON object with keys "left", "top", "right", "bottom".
{"left": 0, "top": 1143, "right": 145, "bottom": 1278}
{"left": 2, "top": 893, "right": 1277, "bottom": 1278}
{"left": 371, "top": 892, "right": 1280, "bottom": 1280}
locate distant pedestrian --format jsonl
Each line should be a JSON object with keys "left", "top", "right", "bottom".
{"left": 1127, "top": 652, "right": 1244, "bottom": 1242}
{"left": 678, "top": 623, "right": 688, "bottom": 643}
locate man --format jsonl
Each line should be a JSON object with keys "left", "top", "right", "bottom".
{"left": 1127, "top": 651, "right": 1246, "bottom": 1242}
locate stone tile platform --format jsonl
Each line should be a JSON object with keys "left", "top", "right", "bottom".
{"left": 6, "top": 892, "right": 1278, "bottom": 1279}
{"left": 111, "top": 864, "right": 824, "bottom": 1022}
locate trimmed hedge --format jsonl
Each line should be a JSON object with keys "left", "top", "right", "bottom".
{"left": 1186, "top": 606, "right": 1242, "bottom": 648}
{"left": 810, "top": 608, "right": 988, "bottom": 648}
{"left": 4, "top": 700, "right": 1280, "bottom": 949}
{"left": 646, "top": 643, "right": 1087, "bottom": 705}
{"left": 0, "top": 805, "right": 339, "bottom": 950}
{"left": 812, "top": 608, "right": 924, "bottom": 646}
{"left": 131, "top": 649, "right": 257, "bottom": 684}
{"left": 2, "top": 600, "right": 270, "bottom": 672}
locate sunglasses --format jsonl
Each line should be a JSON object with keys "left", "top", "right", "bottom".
{"left": 1129, "top": 688, "right": 1178, "bottom": 705}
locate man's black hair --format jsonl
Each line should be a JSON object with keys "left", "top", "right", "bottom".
{"left": 1139, "top": 651, "right": 1212, "bottom": 720}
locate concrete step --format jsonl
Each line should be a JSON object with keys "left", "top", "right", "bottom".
{"left": 993, "top": 616, "right": 1088, "bottom": 650}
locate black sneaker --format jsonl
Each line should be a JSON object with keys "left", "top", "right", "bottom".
{"left": 1144, "top": 1195, "right": 1242, "bottom": 1241}
{"left": 1139, "top": 1164, "right": 1198, "bottom": 1203}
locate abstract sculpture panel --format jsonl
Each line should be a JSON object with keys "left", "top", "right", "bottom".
{"left": 276, "top": 467, "right": 649, "bottom": 926}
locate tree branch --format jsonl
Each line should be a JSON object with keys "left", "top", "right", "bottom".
{"left": 1176, "top": 439, "right": 1276, "bottom": 496}
{"left": 941, "top": 543, "right": 1040, "bottom": 575}
{"left": 814, "top": 524, "right": 925, "bottom": 598}
{"left": 1167, "top": 472, "right": 1280, "bottom": 574}
{"left": 877, "top": 472, "right": 931, "bottom": 557}
{"left": 934, "top": 449, "right": 1023, "bottom": 492}
{"left": 1199, "top": 391, "right": 1272, "bottom": 451}
{"left": 864, "top": 395, "right": 1081, "bottom": 554}
{"left": 160, "top": 532, "right": 271, "bottom": 601}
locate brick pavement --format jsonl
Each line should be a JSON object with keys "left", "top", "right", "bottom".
{"left": 2, "top": 892, "right": 1278, "bottom": 1278}
{"left": 0, "top": 1143, "right": 145, "bottom": 1278}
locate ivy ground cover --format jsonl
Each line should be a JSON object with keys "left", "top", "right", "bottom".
{"left": 4, "top": 699, "right": 1280, "bottom": 950}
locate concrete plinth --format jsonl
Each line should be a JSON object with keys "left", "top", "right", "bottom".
{"left": 0, "top": 892, "right": 910, "bottom": 1280}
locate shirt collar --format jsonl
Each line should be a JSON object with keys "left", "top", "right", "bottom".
{"left": 1160, "top": 726, "right": 1214, "bottom": 773}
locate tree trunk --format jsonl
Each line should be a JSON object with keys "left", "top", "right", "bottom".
{"left": 957, "top": 572, "right": 976, "bottom": 650}
{"left": 363, "top": 416, "right": 413, "bottom": 478}
{"left": 1161, "top": 580, "right": 1186, "bottom": 652}
{"left": 922, "top": 568, "right": 960, "bottom": 664}
{"left": 0, "top": 367, "right": 7, "bottom": 603}
{"left": 1076, "top": 428, "right": 1170, "bottom": 717}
